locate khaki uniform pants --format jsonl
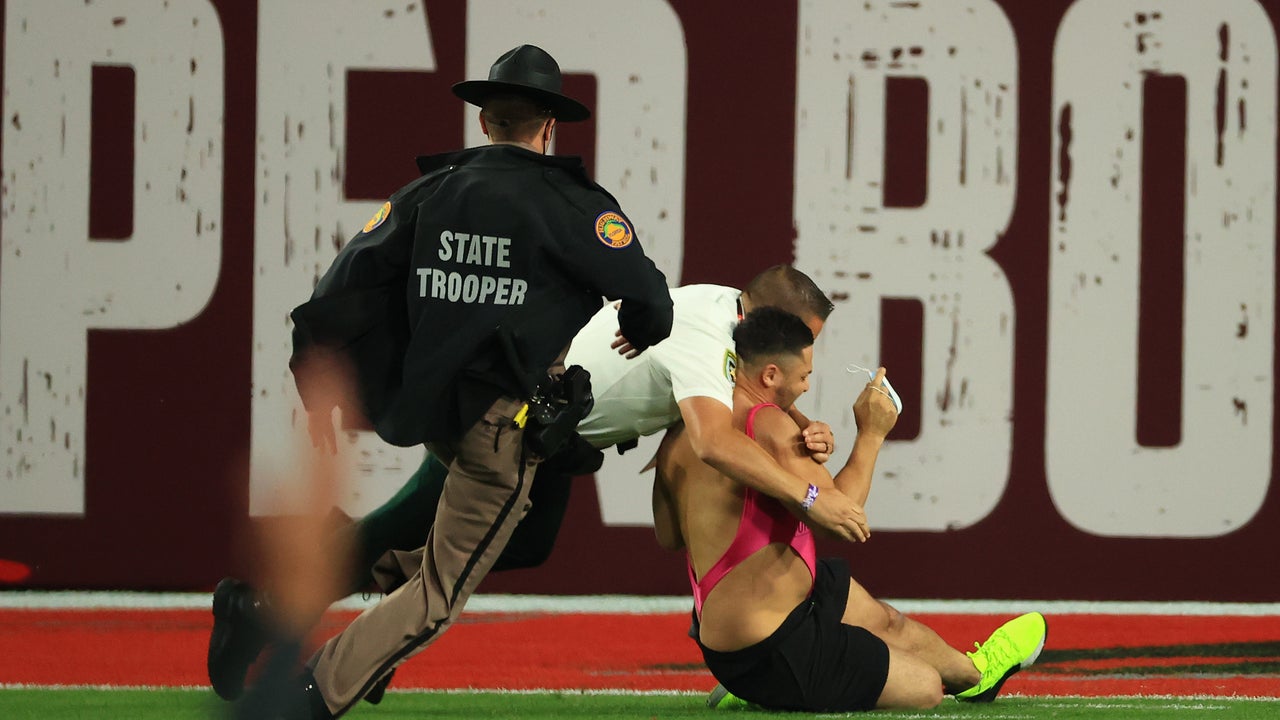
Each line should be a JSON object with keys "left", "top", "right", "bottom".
{"left": 308, "top": 396, "right": 535, "bottom": 716}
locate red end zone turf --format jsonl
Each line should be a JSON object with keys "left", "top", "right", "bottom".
{"left": 1, "top": 608, "right": 1277, "bottom": 697}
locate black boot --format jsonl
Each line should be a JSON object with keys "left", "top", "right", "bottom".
{"left": 234, "top": 664, "right": 334, "bottom": 720}
{"left": 209, "top": 578, "right": 271, "bottom": 700}
{"left": 295, "top": 672, "right": 335, "bottom": 720}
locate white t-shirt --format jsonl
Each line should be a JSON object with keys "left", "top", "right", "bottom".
{"left": 566, "top": 284, "right": 739, "bottom": 448}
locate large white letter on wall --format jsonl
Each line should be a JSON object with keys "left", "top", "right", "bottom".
{"left": 1047, "top": 0, "right": 1275, "bottom": 537}
{"left": 465, "top": 0, "right": 689, "bottom": 526}
{"left": 1, "top": 0, "right": 223, "bottom": 514}
{"left": 250, "top": 0, "right": 436, "bottom": 516}
{"left": 794, "top": 0, "right": 1018, "bottom": 530}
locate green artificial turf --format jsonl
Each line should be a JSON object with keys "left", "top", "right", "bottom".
{"left": 0, "top": 689, "right": 1277, "bottom": 720}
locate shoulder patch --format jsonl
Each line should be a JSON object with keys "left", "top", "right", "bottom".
{"left": 723, "top": 349, "right": 737, "bottom": 384}
{"left": 363, "top": 201, "right": 391, "bottom": 233}
{"left": 594, "top": 211, "right": 634, "bottom": 249}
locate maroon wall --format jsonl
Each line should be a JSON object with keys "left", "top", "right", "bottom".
{"left": 0, "top": 0, "right": 1277, "bottom": 601}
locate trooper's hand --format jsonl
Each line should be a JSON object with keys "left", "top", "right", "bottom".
{"left": 805, "top": 485, "right": 870, "bottom": 543}
{"left": 611, "top": 330, "right": 642, "bottom": 359}
{"left": 607, "top": 301, "right": 644, "bottom": 359}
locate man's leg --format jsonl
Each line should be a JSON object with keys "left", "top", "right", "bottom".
{"left": 345, "top": 454, "right": 449, "bottom": 594}
{"left": 356, "top": 446, "right": 580, "bottom": 580}
{"left": 874, "top": 647, "right": 945, "bottom": 710}
{"left": 492, "top": 468, "right": 570, "bottom": 570}
{"left": 208, "top": 457, "right": 446, "bottom": 703}
{"left": 840, "top": 577, "right": 981, "bottom": 694}
{"left": 306, "top": 397, "right": 535, "bottom": 717}
{"left": 210, "top": 450, "right": 576, "bottom": 703}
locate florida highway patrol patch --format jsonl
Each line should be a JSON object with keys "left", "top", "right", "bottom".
{"left": 595, "top": 211, "right": 633, "bottom": 249}
{"left": 364, "top": 201, "right": 391, "bottom": 233}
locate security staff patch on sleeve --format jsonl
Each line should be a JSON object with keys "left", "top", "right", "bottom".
{"left": 364, "top": 201, "right": 391, "bottom": 233}
{"left": 723, "top": 349, "right": 737, "bottom": 384}
{"left": 594, "top": 211, "right": 634, "bottom": 249}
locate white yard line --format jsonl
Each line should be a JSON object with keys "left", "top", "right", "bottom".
{"left": 0, "top": 685, "right": 1276, "bottom": 702}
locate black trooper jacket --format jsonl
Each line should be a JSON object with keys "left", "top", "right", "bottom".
{"left": 291, "top": 144, "right": 673, "bottom": 445}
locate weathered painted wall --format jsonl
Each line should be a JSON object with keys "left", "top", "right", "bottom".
{"left": 1, "top": 0, "right": 1276, "bottom": 600}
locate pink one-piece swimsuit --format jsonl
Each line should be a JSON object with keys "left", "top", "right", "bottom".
{"left": 688, "top": 402, "right": 818, "bottom": 618}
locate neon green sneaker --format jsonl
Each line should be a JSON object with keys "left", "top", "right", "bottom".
{"left": 955, "top": 611, "right": 1047, "bottom": 703}
{"left": 707, "top": 682, "right": 753, "bottom": 710}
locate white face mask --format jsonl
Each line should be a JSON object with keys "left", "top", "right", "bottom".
{"left": 845, "top": 364, "right": 904, "bottom": 415}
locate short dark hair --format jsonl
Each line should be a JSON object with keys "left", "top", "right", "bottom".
{"left": 481, "top": 93, "right": 553, "bottom": 142}
{"left": 733, "top": 307, "right": 815, "bottom": 367}
{"left": 743, "top": 265, "right": 834, "bottom": 322}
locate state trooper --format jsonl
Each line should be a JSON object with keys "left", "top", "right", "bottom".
{"left": 221, "top": 44, "right": 674, "bottom": 719}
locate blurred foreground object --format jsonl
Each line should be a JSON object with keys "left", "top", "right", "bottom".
{"left": 223, "top": 360, "right": 355, "bottom": 720}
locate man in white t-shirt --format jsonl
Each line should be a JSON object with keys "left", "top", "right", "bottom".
{"left": 566, "top": 268, "right": 869, "bottom": 547}
{"left": 572, "top": 284, "right": 746, "bottom": 444}
{"left": 209, "top": 266, "right": 872, "bottom": 703}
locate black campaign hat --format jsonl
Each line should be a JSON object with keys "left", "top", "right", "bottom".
{"left": 452, "top": 44, "right": 590, "bottom": 122}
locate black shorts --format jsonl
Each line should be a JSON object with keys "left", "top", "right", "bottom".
{"left": 696, "top": 558, "right": 890, "bottom": 712}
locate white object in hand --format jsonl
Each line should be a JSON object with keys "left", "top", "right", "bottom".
{"left": 845, "top": 364, "right": 904, "bottom": 415}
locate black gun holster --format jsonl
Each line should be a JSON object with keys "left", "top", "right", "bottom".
{"left": 523, "top": 365, "right": 595, "bottom": 459}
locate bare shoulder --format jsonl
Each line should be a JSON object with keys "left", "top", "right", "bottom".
{"left": 748, "top": 404, "right": 833, "bottom": 486}
{"left": 748, "top": 405, "right": 804, "bottom": 459}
